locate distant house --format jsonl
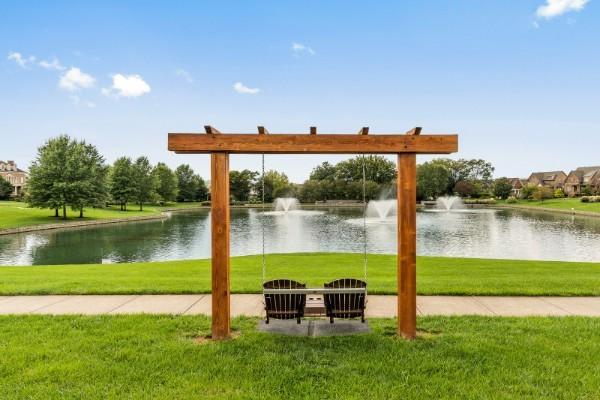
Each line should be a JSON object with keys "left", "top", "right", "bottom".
{"left": 508, "top": 178, "right": 525, "bottom": 197}
{"left": 564, "top": 166, "right": 600, "bottom": 197}
{"left": 0, "top": 160, "right": 28, "bottom": 197}
{"left": 526, "top": 171, "right": 567, "bottom": 191}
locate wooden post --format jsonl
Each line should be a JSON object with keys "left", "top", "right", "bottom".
{"left": 397, "top": 153, "right": 417, "bottom": 339}
{"left": 211, "top": 152, "right": 231, "bottom": 339}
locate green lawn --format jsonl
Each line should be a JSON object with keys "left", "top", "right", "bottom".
{"left": 500, "top": 197, "right": 600, "bottom": 213}
{"left": 0, "top": 315, "right": 598, "bottom": 399}
{"left": 0, "top": 201, "right": 163, "bottom": 230}
{"left": 2, "top": 253, "right": 600, "bottom": 296}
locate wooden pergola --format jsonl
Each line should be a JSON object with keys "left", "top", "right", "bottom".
{"left": 168, "top": 126, "right": 458, "bottom": 339}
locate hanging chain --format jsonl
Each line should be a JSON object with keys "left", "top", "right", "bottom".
{"left": 261, "top": 153, "right": 266, "bottom": 282}
{"left": 362, "top": 155, "right": 368, "bottom": 284}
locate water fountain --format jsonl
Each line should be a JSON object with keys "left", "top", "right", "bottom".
{"left": 435, "top": 196, "right": 464, "bottom": 211}
{"left": 273, "top": 197, "right": 300, "bottom": 213}
{"left": 261, "top": 197, "right": 324, "bottom": 216}
{"left": 366, "top": 199, "right": 397, "bottom": 220}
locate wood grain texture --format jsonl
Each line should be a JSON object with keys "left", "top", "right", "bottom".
{"left": 211, "top": 153, "right": 231, "bottom": 339}
{"left": 168, "top": 133, "right": 458, "bottom": 154}
{"left": 397, "top": 153, "right": 417, "bottom": 339}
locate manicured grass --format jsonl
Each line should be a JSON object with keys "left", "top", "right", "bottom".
{"left": 0, "top": 315, "right": 599, "bottom": 399}
{"left": 1, "top": 253, "right": 600, "bottom": 296}
{"left": 499, "top": 197, "right": 600, "bottom": 213}
{"left": 0, "top": 201, "right": 163, "bottom": 230}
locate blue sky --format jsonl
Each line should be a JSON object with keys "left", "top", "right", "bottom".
{"left": 1, "top": 1, "right": 598, "bottom": 182}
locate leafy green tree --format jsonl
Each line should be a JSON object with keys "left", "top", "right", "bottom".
{"left": 298, "top": 180, "right": 321, "bottom": 203}
{"left": 335, "top": 155, "right": 396, "bottom": 184}
{"left": 255, "top": 170, "right": 291, "bottom": 203}
{"left": 27, "top": 135, "right": 71, "bottom": 217}
{"left": 229, "top": 169, "right": 258, "bottom": 201}
{"left": 109, "top": 157, "right": 135, "bottom": 211}
{"left": 175, "top": 164, "right": 197, "bottom": 202}
{"left": 520, "top": 185, "right": 536, "bottom": 200}
{"left": 430, "top": 158, "right": 494, "bottom": 194}
{"left": 28, "top": 135, "right": 108, "bottom": 218}
{"left": 453, "top": 180, "right": 474, "bottom": 197}
{"left": 132, "top": 156, "right": 158, "bottom": 211}
{"left": 69, "top": 141, "right": 109, "bottom": 217}
{"left": 533, "top": 186, "right": 553, "bottom": 202}
{"left": 192, "top": 175, "right": 209, "bottom": 201}
{"left": 416, "top": 162, "right": 451, "bottom": 200}
{"left": 309, "top": 162, "right": 337, "bottom": 181}
{"left": 0, "top": 176, "right": 13, "bottom": 200}
{"left": 554, "top": 188, "right": 565, "bottom": 198}
{"left": 493, "top": 177, "right": 513, "bottom": 200}
{"left": 153, "top": 163, "right": 178, "bottom": 203}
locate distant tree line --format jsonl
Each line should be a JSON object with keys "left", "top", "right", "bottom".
{"left": 24, "top": 136, "right": 501, "bottom": 216}
{"left": 26, "top": 135, "right": 208, "bottom": 218}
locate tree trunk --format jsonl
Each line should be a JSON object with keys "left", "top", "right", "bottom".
{"left": 79, "top": 207, "right": 84, "bottom": 218}
{"left": 54, "top": 208, "right": 59, "bottom": 217}
{"left": 62, "top": 205, "right": 67, "bottom": 219}
{"left": 139, "top": 202, "right": 143, "bottom": 211}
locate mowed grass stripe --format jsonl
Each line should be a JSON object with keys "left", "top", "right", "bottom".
{"left": 1, "top": 253, "right": 600, "bottom": 296}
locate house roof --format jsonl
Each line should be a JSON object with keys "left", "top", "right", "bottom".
{"left": 529, "top": 171, "right": 566, "bottom": 182}
{"left": 567, "top": 167, "right": 600, "bottom": 184}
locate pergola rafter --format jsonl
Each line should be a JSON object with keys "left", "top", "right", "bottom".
{"left": 167, "top": 126, "right": 458, "bottom": 340}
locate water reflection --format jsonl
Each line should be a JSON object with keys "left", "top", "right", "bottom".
{"left": 1, "top": 207, "right": 600, "bottom": 265}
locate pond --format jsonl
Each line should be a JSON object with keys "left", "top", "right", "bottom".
{"left": 1, "top": 207, "right": 600, "bottom": 266}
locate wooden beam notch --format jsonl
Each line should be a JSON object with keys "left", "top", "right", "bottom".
{"left": 310, "top": 127, "right": 317, "bottom": 135}
{"left": 204, "top": 125, "right": 221, "bottom": 134}
{"left": 257, "top": 126, "right": 269, "bottom": 135}
{"left": 358, "top": 127, "right": 369, "bottom": 135}
{"left": 405, "top": 127, "right": 422, "bottom": 136}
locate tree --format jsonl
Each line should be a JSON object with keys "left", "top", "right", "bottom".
{"left": 554, "top": 188, "right": 565, "bottom": 198}
{"left": 69, "top": 141, "right": 108, "bottom": 217}
{"left": 520, "top": 185, "right": 536, "bottom": 200}
{"left": 175, "top": 164, "right": 197, "bottom": 202}
{"left": 153, "top": 163, "right": 178, "bottom": 203}
{"left": 132, "top": 156, "right": 157, "bottom": 211}
{"left": 309, "top": 162, "right": 337, "bottom": 181}
{"left": 229, "top": 169, "right": 258, "bottom": 202}
{"left": 532, "top": 186, "right": 553, "bottom": 202}
{"left": 430, "top": 158, "right": 494, "bottom": 195}
{"left": 0, "top": 176, "right": 13, "bottom": 200}
{"left": 109, "top": 157, "right": 135, "bottom": 211}
{"left": 27, "top": 135, "right": 71, "bottom": 217}
{"left": 192, "top": 175, "right": 209, "bottom": 201}
{"left": 255, "top": 170, "right": 291, "bottom": 203}
{"left": 493, "top": 177, "right": 513, "bottom": 200}
{"left": 453, "top": 180, "right": 474, "bottom": 197}
{"left": 416, "top": 162, "right": 451, "bottom": 200}
{"left": 335, "top": 155, "right": 396, "bottom": 184}
{"left": 27, "top": 135, "right": 108, "bottom": 218}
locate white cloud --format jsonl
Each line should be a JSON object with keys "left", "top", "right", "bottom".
{"left": 102, "top": 74, "right": 151, "bottom": 98}
{"left": 175, "top": 68, "right": 194, "bottom": 83}
{"left": 291, "top": 42, "right": 315, "bottom": 56}
{"left": 233, "top": 82, "right": 260, "bottom": 94}
{"left": 59, "top": 67, "right": 96, "bottom": 91}
{"left": 536, "top": 0, "right": 589, "bottom": 19}
{"left": 7, "top": 52, "right": 36, "bottom": 68}
{"left": 39, "top": 57, "right": 65, "bottom": 71}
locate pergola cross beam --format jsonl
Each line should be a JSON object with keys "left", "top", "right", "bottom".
{"left": 167, "top": 126, "right": 458, "bottom": 340}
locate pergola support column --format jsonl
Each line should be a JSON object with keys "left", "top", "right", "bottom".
{"left": 211, "top": 152, "right": 231, "bottom": 339}
{"left": 397, "top": 153, "right": 417, "bottom": 339}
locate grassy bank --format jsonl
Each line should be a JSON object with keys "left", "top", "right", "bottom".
{"left": 1, "top": 253, "right": 600, "bottom": 296}
{"left": 498, "top": 197, "right": 600, "bottom": 213}
{"left": 0, "top": 201, "right": 166, "bottom": 230}
{"left": 0, "top": 315, "right": 599, "bottom": 399}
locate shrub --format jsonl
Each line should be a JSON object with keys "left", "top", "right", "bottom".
{"left": 581, "top": 196, "right": 590, "bottom": 203}
{"left": 506, "top": 196, "right": 518, "bottom": 204}
{"left": 520, "top": 185, "right": 536, "bottom": 200}
{"left": 200, "top": 201, "right": 211, "bottom": 206}
{"left": 553, "top": 188, "right": 565, "bottom": 198}
{"left": 532, "top": 187, "right": 553, "bottom": 202}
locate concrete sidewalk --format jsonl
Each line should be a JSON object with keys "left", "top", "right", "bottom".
{"left": 1, "top": 295, "right": 600, "bottom": 317}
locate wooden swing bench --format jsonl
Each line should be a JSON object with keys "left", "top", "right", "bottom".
{"left": 263, "top": 278, "right": 367, "bottom": 324}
